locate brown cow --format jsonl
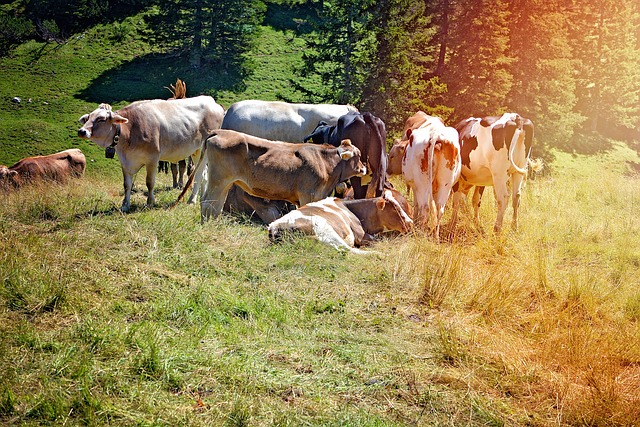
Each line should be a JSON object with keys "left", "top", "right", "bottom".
{"left": 267, "top": 189, "right": 413, "bottom": 254}
{"left": 176, "top": 130, "right": 367, "bottom": 221}
{"left": 0, "top": 148, "right": 86, "bottom": 190}
{"left": 223, "top": 185, "right": 294, "bottom": 224}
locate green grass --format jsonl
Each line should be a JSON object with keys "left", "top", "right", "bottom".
{"left": 2, "top": 9, "right": 640, "bottom": 427}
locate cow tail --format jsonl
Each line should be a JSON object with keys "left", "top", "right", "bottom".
{"left": 508, "top": 129, "right": 528, "bottom": 175}
{"left": 171, "top": 132, "right": 213, "bottom": 208}
{"left": 362, "top": 113, "right": 386, "bottom": 198}
{"left": 427, "top": 139, "right": 436, "bottom": 218}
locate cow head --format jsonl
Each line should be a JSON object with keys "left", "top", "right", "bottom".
{"left": 376, "top": 189, "right": 413, "bottom": 233}
{"left": 0, "top": 165, "right": 19, "bottom": 188}
{"left": 77, "top": 103, "right": 129, "bottom": 148}
{"left": 387, "top": 138, "right": 408, "bottom": 176}
{"left": 337, "top": 139, "right": 367, "bottom": 177}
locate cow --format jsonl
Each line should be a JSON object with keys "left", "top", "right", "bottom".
{"left": 219, "top": 100, "right": 359, "bottom": 218}
{"left": 267, "top": 189, "right": 413, "bottom": 254}
{"left": 387, "top": 111, "right": 432, "bottom": 177}
{"left": 221, "top": 100, "right": 358, "bottom": 142}
{"left": 78, "top": 95, "right": 224, "bottom": 212}
{"left": 223, "top": 185, "right": 295, "bottom": 224}
{"left": 343, "top": 183, "right": 413, "bottom": 218}
{"left": 451, "top": 112, "right": 534, "bottom": 232}
{"left": 402, "top": 115, "right": 461, "bottom": 241}
{"left": 0, "top": 148, "right": 86, "bottom": 190}
{"left": 304, "top": 112, "right": 388, "bottom": 199}
{"left": 175, "top": 130, "right": 367, "bottom": 221}
{"left": 157, "top": 78, "right": 192, "bottom": 190}
{"left": 387, "top": 111, "right": 484, "bottom": 217}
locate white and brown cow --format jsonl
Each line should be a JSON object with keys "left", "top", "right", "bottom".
{"left": 402, "top": 115, "right": 461, "bottom": 240}
{"left": 387, "top": 111, "right": 436, "bottom": 197}
{"left": 175, "top": 130, "right": 367, "bottom": 221}
{"left": 78, "top": 96, "right": 224, "bottom": 211}
{"left": 268, "top": 189, "right": 413, "bottom": 254}
{"left": 0, "top": 148, "right": 86, "bottom": 190}
{"left": 451, "top": 113, "right": 534, "bottom": 232}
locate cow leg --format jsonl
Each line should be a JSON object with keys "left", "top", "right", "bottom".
{"left": 145, "top": 162, "right": 158, "bottom": 208}
{"left": 201, "top": 181, "right": 233, "bottom": 221}
{"left": 450, "top": 182, "right": 472, "bottom": 228}
{"left": 471, "top": 186, "right": 485, "bottom": 223}
{"left": 170, "top": 163, "right": 179, "bottom": 189}
{"left": 433, "top": 185, "right": 453, "bottom": 243}
{"left": 187, "top": 150, "right": 204, "bottom": 204}
{"left": 177, "top": 159, "right": 187, "bottom": 189}
{"left": 510, "top": 173, "right": 525, "bottom": 230}
{"left": 410, "top": 186, "right": 431, "bottom": 231}
{"left": 121, "top": 170, "right": 134, "bottom": 212}
{"left": 349, "top": 177, "right": 367, "bottom": 199}
{"left": 492, "top": 177, "right": 510, "bottom": 233}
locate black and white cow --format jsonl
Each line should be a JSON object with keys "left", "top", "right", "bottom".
{"left": 451, "top": 112, "right": 534, "bottom": 232}
{"left": 304, "top": 112, "right": 388, "bottom": 199}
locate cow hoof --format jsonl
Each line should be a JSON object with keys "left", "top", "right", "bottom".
{"left": 120, "top": 205, "right": 130, "bottom": 213}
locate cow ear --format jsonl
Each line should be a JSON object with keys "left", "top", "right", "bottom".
{"left": 110, "top": 113, "right": 129, "bottom": 124}
{"left": 338, "top": 139, "right": 355, "bottom": 160}
{"left": 339, "top": 149, "right": 354, "bottom": 160}
{"left": 79, "top": 114, "right": 89, "bottom": 124}
{"left": 376, "top": 198, "right": 386, "bottom": 210}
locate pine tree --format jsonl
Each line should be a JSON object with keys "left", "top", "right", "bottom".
{"left": 441, "top": 0, "right": 513, "bottom": 122}
{"left": 360, "top": 0, "right": 450, "bottom": 131}
{"left": 295, "top": 0, "right": 376, "bottom": 104}
{"left": 506, "top": 0, "right": 584, "bottom": 151}
{"left": 569, "top": 0, "right": 640, "bottom": 137}
{"left": 147, "top": 0, "right": 264, "bottom": 69}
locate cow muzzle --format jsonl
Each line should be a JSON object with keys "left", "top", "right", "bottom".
{"left": 77, "top": 128, "right": 90, "bottom": 139}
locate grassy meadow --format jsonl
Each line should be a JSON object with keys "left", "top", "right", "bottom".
{"left": 2, "top": 10, "right": 640, "bottom": 427}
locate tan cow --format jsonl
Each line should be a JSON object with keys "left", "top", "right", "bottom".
{"left": 267, "top": 190, "right": 413, "bottom": 254}
{"left": 176, "top": 130, "right": 367, "bottom": 221}
{"left": 78, "top": 96, "right": 224, "bottom": 212}
{"left": 0, "top": 148, "right": 86, "bottom": 190}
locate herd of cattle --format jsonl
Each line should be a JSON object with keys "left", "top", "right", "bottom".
{"left": 1, "top": 92, "right": 537, "bottom": 253}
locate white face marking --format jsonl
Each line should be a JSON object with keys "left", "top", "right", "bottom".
{"left": 383, "top": 190, "right": 413, "bottom": 226}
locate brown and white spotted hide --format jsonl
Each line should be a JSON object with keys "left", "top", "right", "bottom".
{"left": 451, "top": 112, "right": 534, "bottom": 232}
{"left": 402, "top": 115, "right": 461, "bottom": 241}
{"left": 267, "top": 189, "right": 412, "bottom": 254}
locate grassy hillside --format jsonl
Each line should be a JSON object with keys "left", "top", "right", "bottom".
{"left": 0, "top": 10, "right": 313, "bottom": 169}
{"left": 1, "top": 9, "right": 640, "bottom": 427}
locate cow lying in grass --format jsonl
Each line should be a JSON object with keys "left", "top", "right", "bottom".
{"left": 0, "top": 148, "right": 86, "bottom": 190}
{"left": 268, "top": 190, "right": 413, "bottom": 254}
